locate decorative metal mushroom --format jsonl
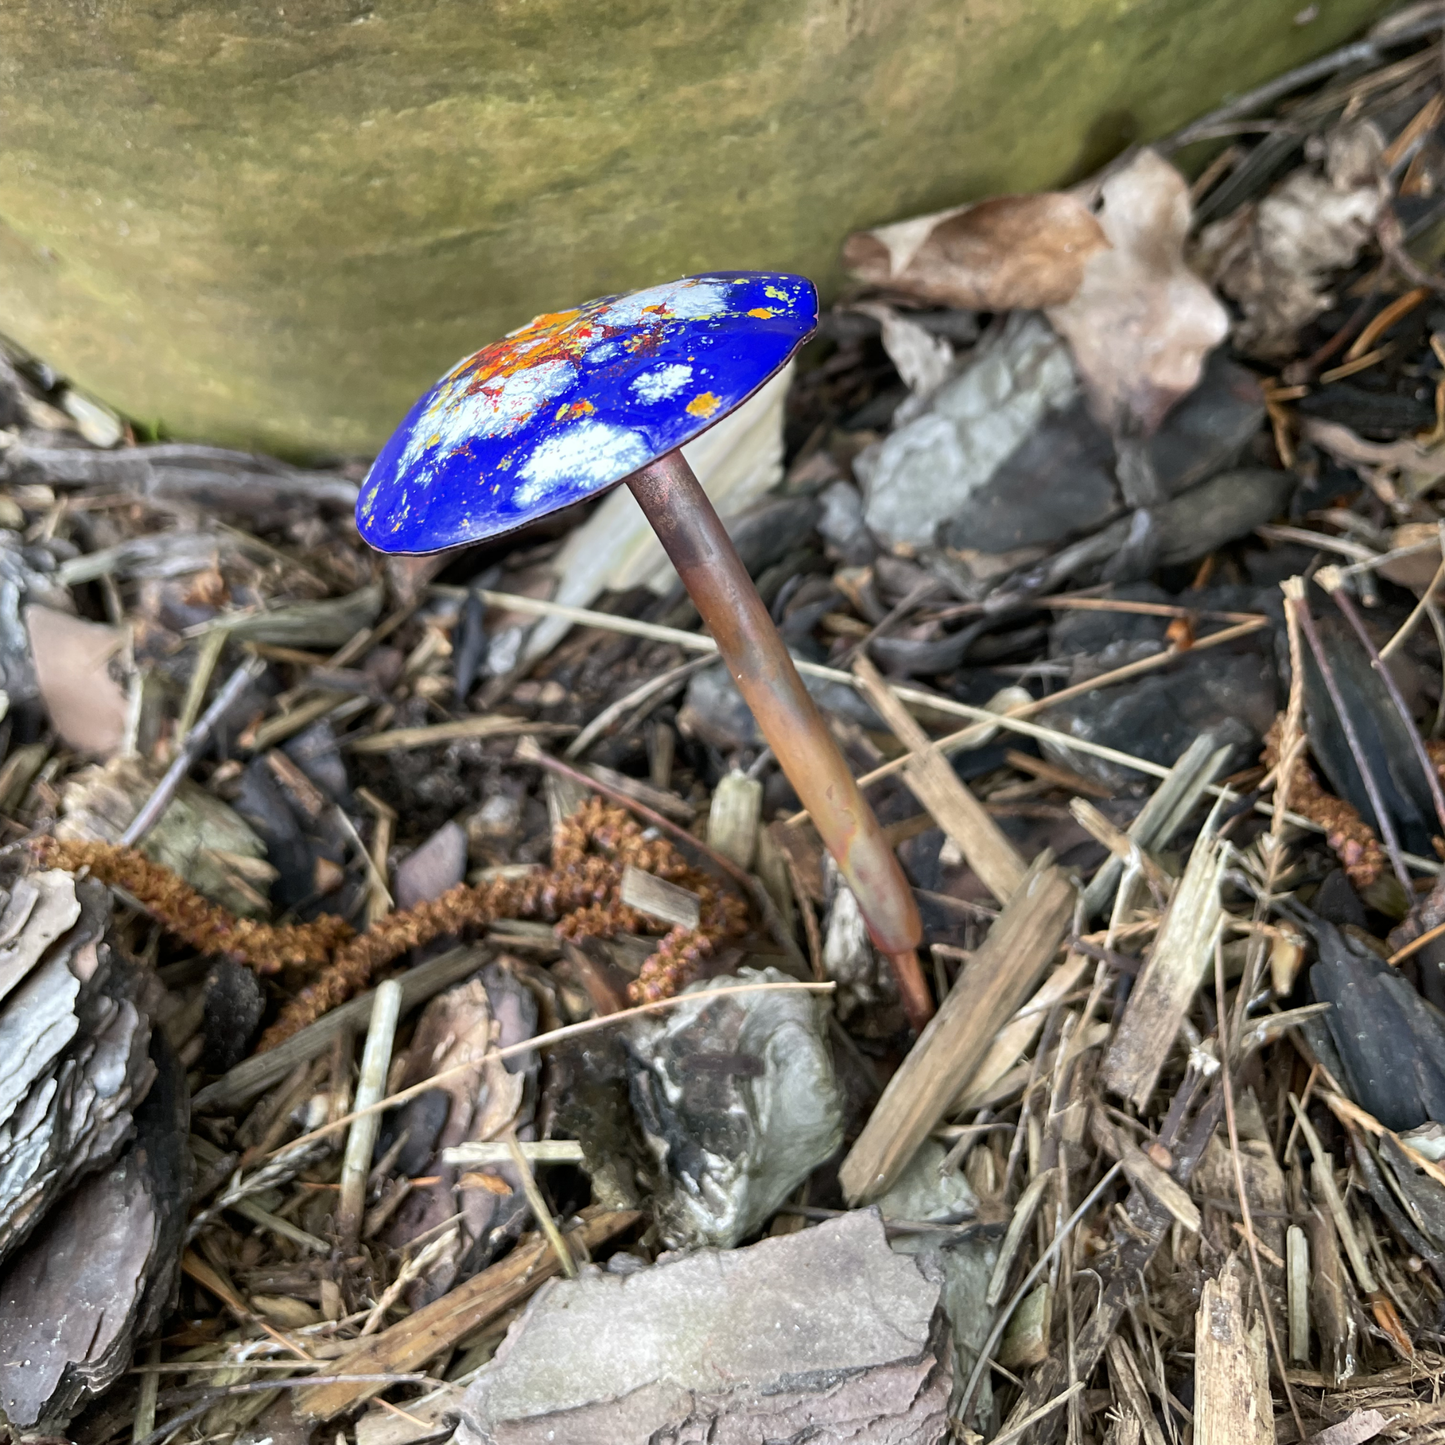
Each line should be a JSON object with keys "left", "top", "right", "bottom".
{"left": 358, "top": 272, "right": 930, "bottom": 1027}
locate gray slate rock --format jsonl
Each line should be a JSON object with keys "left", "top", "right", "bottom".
{"left": 1042, "top": 648, "right": 1277, "bottom": 791}
{"left": 1023, "top": 467, "right": 1295, "bottom": 594}
{"left": 679, "top": 658, "right": 882, "bottom": 753}
{"left": 862, "top": 318, "right": 1264, "bottom": 556}
{"left": 876, "top": 1141, "right": 997, "bottom": 1422}
{"left": 858, "top": 312, "right": 1076, "bottom": 552}
{"left": 625, "top": 966, "right": 843, "bottom": 1249}
{"left": 394, "top": 820, "right": 468, "bottom": 911}
{"left": 456, "top": 1209, "right": 949, "bottom": 1445}
{"left": 817, "top": 479, "right": 877, "bottom": 564}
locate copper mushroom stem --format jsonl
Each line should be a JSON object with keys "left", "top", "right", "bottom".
{"left": 627, "top": 450, "right": 932, "bottom": 1031}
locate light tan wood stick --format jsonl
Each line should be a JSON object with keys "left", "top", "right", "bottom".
{"left": 852, "top": 652, "right": 1026, "bottom": 904}
{"left": 839, "top": 853, "right": 1075, "bottom": 1204}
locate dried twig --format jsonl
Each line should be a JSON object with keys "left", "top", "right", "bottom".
{"left": 840, "top": 853, "right": 1075, "bottom": 1203}
{"left": 123, "top": 656, "right": 266, "bottom": 845}
{"left": 336, "top": 979, "right": 402, "bottom": 1248}
{"left": 958, "top": 1163, "right": 1125, "bottom": 1420}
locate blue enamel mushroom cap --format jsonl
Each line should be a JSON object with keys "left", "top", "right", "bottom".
{"left": 357, "top": 271, "right": 818, "bottom": 554}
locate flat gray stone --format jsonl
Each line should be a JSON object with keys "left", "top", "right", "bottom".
{"left": 393, "top": 821, "right": 468, "bottom": 911}
{"left": 859, "top": 312, "right": 1078, "bottom": 552}
{"left": 457, "top": 1209, "right": 949, "bottom": 1445}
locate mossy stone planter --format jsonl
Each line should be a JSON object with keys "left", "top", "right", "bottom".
{"left": 0, "top": 0, "right": 1389, "bottom": 456}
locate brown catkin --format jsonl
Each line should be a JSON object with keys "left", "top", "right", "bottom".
{"left": 1262, "top": 716, "right": 1386, "bottom": 889}
{"left": 34, "top": 836, "right": 354, "bottom": 970}
{"left": 33, "top": 798, "right": 749, "bottom": 1050}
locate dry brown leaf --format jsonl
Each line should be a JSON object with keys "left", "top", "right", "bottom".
{"left": 1195, "top": 121, "right": 1388, "bottom": 362}
{"left": 459, "top": 1171, "right": 513, "bottom": 1196}
{"left": 842, "top": 192, "right": 1108, "bottom": 310}
{"left": 1047, "top": 149, "right": 1229, "bottom": 435}
{"left": 23, "top": 605, "right": 129, "bottom": 756}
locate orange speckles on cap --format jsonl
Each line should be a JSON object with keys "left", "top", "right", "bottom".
{"left": 507, "top": 307, "right": 584, "bottom": 341}
{"left": 357, "top": 271, "right": 820, "bottom": 554}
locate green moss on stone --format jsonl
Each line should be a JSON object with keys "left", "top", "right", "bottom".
{"left": 0, "top": 0, "right": 1392, "bottom": 456}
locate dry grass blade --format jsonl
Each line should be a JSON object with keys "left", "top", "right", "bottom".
{"left": 1082, "top": 733, "right": 1231, "bottom": 917}
{"left": 1107, "top": 1336, "right": 1169, "bottom": 1445}
{"left": 986, "top": 1168, "right": 1057, "bottom": 1308}
{"left": 1291, "top": 1095, "right": 1416, "bottom": 1363}
{"left": 349, "top": 717, "right": 574, "bottom": 752}
{"left": 1218, "top": 945, "right": 1306, "bottom": 1442}
{"left": 1092, "top": 1114, "right": 1201, "bottom": 1232}
{"left": 956, "top": 952, "right": 1091, "bottom": 1113}
{"left": 336, "top": 979, "right": 402, "bottom": 1248}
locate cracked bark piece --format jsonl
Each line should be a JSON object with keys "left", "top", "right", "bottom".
{"left": 0, "top": 1033, "right": 191, "bottom": 1431}
{"left": 1301, "top": 612, "right": 1438, "bottom": 859}
{"left": 456, "top": 1210, "right": 950, "bottom": 1445}
{"left": 0, "top": 873, "right": 79, "bottom": 1009}
{"left": 385, "top": 963, "right": 539, "bottom": 1303}
{"left": 0, "top": 882, "right": 156, "bottom": 1267}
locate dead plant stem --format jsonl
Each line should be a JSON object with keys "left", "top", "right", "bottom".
{"left": 957, "top": 1162, "right": 1124, "bottom": 1420}
{"left": 1214, "top": 939, "right": 1307, "bottom": 1444}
